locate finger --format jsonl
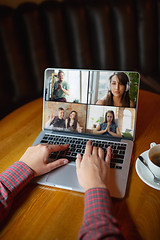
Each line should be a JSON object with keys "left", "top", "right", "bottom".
{"left": 92, "top": 146, "right": 98, "bottom": 156}
{"left": 84, "top": 140, "right": 92, "bottom": 155}
{"left": 47, "top": 144, "right": 69, "bottom": 153}
{"left": 105, "top": 146, "right": 112, "bottom": 165}
{"left": 98, "top": 147, "right": 104, "bottom": 159}
{"left": 46, "top": 158, "right": 69, "bottom": 172}
{"left": 76, "top": 153, "right": 82, "bottom": 169}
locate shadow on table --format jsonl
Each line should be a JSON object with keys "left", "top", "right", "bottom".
{"left": 112, "top": 197, "right": 142, "bottom": 240}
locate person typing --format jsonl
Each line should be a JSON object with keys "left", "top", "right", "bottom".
{"left": 0, "top": 141, "right": 123, "bottom": 239}
{"left": 76, "top": 140, "right": 123, "bottom": 239}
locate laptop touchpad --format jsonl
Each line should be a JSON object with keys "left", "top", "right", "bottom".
{"left": 46, "top": 164, "right": 83, "bottom": 191}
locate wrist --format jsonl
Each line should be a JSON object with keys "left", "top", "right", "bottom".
{"left": 19, "top": 160, "right": 37, "bottom": 176}
{"left": 84, "top": 183, "right": 107, "bottom": 192}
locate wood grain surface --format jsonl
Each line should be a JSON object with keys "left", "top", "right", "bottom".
{"left": 0, "top": 90, "right": 160, "bottom": 240}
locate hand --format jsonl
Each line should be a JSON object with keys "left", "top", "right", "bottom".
{"left": 106, "top": 122, "right": 111, "bottom": 132}
{"left": 50, "top": 116, "right": 55, "bottom": 122}
{"left": 19, "top": 144, "right": 69, "bottom": 176}
{"left": 77, "top": 127, "right": 83, "bottom": 133}
{"left": 58, "top": 83, "right": 62, "bottom": 90}
{"left": 76, "top": 140, "right": 111, "bottom": 192}
{"left": 50, "top": 113, "right": 55, "bottom": 121}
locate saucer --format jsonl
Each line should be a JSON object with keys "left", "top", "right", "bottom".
{"left": 135, "top": 150, "right": 160, "bottom": 190}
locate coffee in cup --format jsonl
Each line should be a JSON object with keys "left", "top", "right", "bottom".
{"left": 148, "top": 143, "right": 160, "bottom": 179}
{"left": 150, "top": 153, "right": 160, "bottom": 167}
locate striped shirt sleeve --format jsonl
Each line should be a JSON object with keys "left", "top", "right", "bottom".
{"left": 78, "top": 188, "right": 123, "bottom": 240}
{"left": 0, "top": 161, "right": 34, "bottom": 224}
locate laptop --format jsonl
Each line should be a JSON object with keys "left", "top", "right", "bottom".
{"left": 33, "top": 68, "right": 140, "bottom": 198}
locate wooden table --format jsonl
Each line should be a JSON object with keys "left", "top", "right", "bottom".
{"left": 0, "top": 90, "right": 160, "bottom": 240}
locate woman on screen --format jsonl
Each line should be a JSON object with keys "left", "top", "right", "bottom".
{"left": 65, "top": 111, "right": 83, "bottom": 133}
{"left": 96, "top": 72, "right": 135, "bottom": 107}
{"left": 93, "top": 110, "right": 121, "bottom": 138}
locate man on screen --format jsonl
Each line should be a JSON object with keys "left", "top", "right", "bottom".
{"left": 52, "top": 70, "right": 69, "bottom": 102}
{"left": 45, "top": 107, "right": 65, "bottom": 129}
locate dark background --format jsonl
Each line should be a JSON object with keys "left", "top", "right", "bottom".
{"left": 0, "top": 0, "right": 160, "bottom": 119}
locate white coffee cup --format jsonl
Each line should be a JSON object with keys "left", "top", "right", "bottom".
{"left": 147, "top": 142, "right": 160, "bottom": 178}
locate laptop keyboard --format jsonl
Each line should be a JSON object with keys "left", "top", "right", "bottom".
{"left": 40, "top": 134, "right": 127, "bottom": 170}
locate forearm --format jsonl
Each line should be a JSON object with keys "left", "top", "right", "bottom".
{"left": 78, "top": 188, "right": 123, "bottom": 240}
{"left": 77, "top": 123, "right": 82, "bottom": 131}
{"left": 45, "top": 119, "right": 53, "bottom": 128}
{"left": 62, "top": 88, "right": 69, "bottom": 96}
{"left": 108, "top": 131, "right": 121, "bottom": 138}
{"left": 0, "top": 161, "right": 34, "bottom": 223}
{"left": 93, "top": 129, "right": 106, "bottom": 135}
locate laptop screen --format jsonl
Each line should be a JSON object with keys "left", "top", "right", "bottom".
{"left": 43, "top": 68, "right": 140, "bottom": 140}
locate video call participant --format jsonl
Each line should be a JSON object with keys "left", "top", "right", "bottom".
{"left": 0, "top": 141, "right": 123, "bottom": 239}
{"left": 45, "top": 107, "right": 65, "bottom": 129}
{"left": 93, "top": 110, "right": 121, "bottom": 138}
{"left": 96, "top": 72, "right": 135, "bottom": 107}
{"left": 65, "top": 111, "right": 83, "bottom": 133}
{"left": 52, "top": 70, "right": 69, "bottom": 102}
